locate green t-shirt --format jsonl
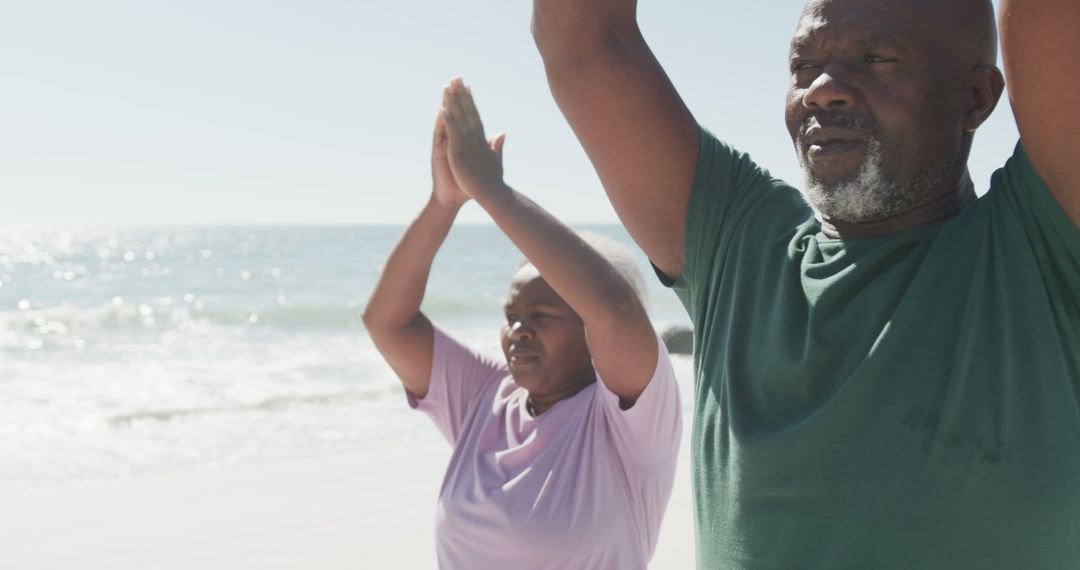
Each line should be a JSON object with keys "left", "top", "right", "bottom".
{"left": 673, "top": 129, "right": 1080, "bottom": 569}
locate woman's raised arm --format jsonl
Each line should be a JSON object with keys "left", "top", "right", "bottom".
{"left": 361, "top": 113, "right": 470, "bottom": 399}
{"left": 441, "top": 79, "right": 658, "bottom": 406}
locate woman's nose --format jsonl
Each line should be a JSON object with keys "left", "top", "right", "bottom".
{"left": 508, "top": 320, "right": 534, "bottom": 340}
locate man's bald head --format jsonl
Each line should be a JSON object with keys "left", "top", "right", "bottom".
{"left": 786, "top": 0, "right": 1005, "bottom": 227}
{"left": 918, "top": 0, "right": 998, "bottom": 66}
{"left": 797, "top": 0, "right": 998, "bottom": 71}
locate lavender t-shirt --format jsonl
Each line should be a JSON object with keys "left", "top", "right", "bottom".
{"left": 407, "top": 326, "right": 682, "bottom": 569}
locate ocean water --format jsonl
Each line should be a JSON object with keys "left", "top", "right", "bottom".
{"left": 0, "top": 225, "right": 690, "bottom": 483}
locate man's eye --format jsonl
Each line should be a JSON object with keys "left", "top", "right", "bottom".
{"left": 791, "top": 61, "right": 820, "bottom": 72}
{"left": 505, "top": 314, "right": 518, "bottom": 324}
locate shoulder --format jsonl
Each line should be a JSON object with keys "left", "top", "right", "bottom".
{"left": 984, "top": 141, "right": 1079, "bottom": 242}
{"left": 681, "top": 127, "right": 810, "bottom": 275}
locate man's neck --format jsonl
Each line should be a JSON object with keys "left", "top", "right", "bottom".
{"left": 819, "top": 179, "right": 978, "bottom": 240}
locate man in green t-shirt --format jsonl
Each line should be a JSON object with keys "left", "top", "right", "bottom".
{"left": 533, "top": 0, "right": 1079, "bottom": 567}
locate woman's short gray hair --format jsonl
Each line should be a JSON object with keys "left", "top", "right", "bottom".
{"left": 515, "top": 231, "right": 649, "bottom": 304}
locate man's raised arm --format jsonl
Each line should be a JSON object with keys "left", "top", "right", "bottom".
{"left": 533, "top": 0, "right": 699, "bottom": 279}
{"left": 1001, "top": 0, "right": 1080, "bottom": 228}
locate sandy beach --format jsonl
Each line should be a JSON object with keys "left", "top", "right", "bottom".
{"left": 0, "top": 427, "right": 695, "bottom": 569}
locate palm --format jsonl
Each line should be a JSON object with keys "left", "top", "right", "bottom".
{"left": 441, "top": 80, "right": 506, "bottom": 198}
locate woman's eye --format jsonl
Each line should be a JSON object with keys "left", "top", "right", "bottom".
{"left": 864, "top": 54, "right": 897, "bottom": 64}
{"left": 791, "top": 61, "right": 820, "bottom": 72}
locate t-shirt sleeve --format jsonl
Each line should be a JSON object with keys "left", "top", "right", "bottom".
{"left": 406, "top": 324, "right": 508, "bottom": 445}
{"left": 667, "top": 126, "right": 807, "bottom": 318}
{"left": 990, "top": 142, "right": 1080, "bottom": 317}
{"left": 594, "top": 333, "right": 682, "bottom": 466}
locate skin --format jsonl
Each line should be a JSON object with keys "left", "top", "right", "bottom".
{"left": 1000, "top": 0, "right": 1080, "bottom": 227}
{"left": 532, "top": 0, "right": 1077, "bottom": 281}
{"left": 363, "top": 79, "right": 658, "bottom": 415}
{"left": 500, "top": 264, "right": 595, "bottom": 414}
{"left": 360, "top": 110, "right": 468, "bottom": 398}
{"left": 786, "top": 0, "right": 1004, "bottom": 237}
{"left": 532, "top": 0, "right": 698, "bottom": 280}
{"left": 441, "top": 79, "right": 658, "bottom": 411}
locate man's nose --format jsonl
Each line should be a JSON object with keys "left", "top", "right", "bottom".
{"left": 802, "top": 67, "right": 859, "bottom": 111}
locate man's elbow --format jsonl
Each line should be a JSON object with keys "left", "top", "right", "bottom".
{"left": 530, "top": 9, "right": 579, "bottom": 64}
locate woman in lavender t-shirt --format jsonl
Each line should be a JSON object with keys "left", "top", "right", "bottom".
{"left": 363, "top": 78, "right": 682, "bottom": 569}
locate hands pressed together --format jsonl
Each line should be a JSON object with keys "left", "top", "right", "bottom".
{"left": 430, "top": 78, "right": 507, "bottom": 208}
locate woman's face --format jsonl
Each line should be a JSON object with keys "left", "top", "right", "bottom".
{"left": 500, "top": 265, "right": 595, "bottom": 402}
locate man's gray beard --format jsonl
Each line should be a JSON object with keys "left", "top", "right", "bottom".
{"left": 798, "top": 138, "right": 956, "bottom": 224}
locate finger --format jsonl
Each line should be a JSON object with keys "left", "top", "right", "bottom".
{"left": 433, "top": 111, "right": 448, "bottom": 147}
{"left": 442, "top": 85, "right": 466, "bottom": 134}
{"left": 442, "top": 82, "right": 460, "bottom": 122}
{"left": 490, "top": 133, "right": 506, "bottom": 161}
{"left": 442, "top": 80, "right": 455, "bottom": 107}
{"left": 446, "top": 80, "right": 473, "bottom": 137}
{"left": 462, "top": 86, "right": 483, "bottom": 134}
{"left": 441, "top": 108, "right": 462, "bottom": 146}
{"left": 434, "top": 102, "right": 448, "bottom": 136}
{"left": 441, "top": 82, "right": 461, "bottom": 133}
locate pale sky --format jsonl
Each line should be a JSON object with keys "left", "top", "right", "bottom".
{"left": 1, "top": 0, "right": 1017, "bottom": 226}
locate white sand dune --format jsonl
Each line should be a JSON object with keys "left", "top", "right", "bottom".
{"left": 0, "top": 431, "right": 695, "bottom": 569}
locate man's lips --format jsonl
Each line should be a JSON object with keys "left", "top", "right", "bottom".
{"left": 808, "top": 139, "right": 864, "bottom": 157}
{"left": 802, "top": 126, "right": 866, "bottom": 159}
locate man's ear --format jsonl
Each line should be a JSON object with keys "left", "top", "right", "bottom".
{"left": 964, "top": 64, "right": 1005, "bottom": 132}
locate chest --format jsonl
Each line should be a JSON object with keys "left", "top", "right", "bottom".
{"left": 690, "top": 224, "right": 1080, "bottom": 549}
{"left": 697, "top": 220, "right": 1080, "bottom": 432}
{"left": 435, "top": 388, "right": 634, "bottom": 552}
